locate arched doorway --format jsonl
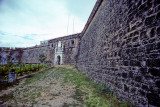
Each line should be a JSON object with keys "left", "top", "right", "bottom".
{"left": 57, "top": 55, "right": 61, "bottom": 65}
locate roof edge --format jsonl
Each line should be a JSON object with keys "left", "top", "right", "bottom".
{"left": 80, "top": 0, "right": 104, "bottom": 37}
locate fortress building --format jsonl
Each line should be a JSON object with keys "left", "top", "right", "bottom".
{"left": 0, "top": 0, "right": 160, "bottom": 106}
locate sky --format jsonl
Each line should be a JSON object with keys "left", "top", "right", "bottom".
{"left": 0, "top": 0, "right": 97, "bottom": 47}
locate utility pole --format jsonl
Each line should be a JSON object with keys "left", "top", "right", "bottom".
{"left": 67, "top": 15, "right": 70, "bottom": 35}
{"left": 73, "top": 17, "right": 75, "bottom": 34}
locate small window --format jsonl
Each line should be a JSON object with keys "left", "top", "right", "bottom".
{"left": 52, "top": 44, "right": 53, "bottom": 47}
{"left": 71, "top": 40, "right": 74, "bottom": 45}
{"left": 69, "top": 40, "right": 75, "bottom": 48}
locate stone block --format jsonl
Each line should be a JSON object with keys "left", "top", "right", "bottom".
{"left": 145, "top": 15, "right": 157, "bottom": 27}
{"left": 135, "top": 76, "right": 142, "bottom": 82}
{"left": 147, "top": 93, "right": 160, "bottom": 106}
{"left": 147, "top": 59, "right": 160, "bottom": 67}
{"left": 148, "top": 68, "right": 160, "bottom": 76}
{"left": 157, "top": 27, "right": 160, "bottom": 36}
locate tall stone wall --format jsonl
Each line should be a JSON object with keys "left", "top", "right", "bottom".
{"left": 0, "top": 0, "right": 159, "bottom": 106}
{"left": 76, "top": 0, "right": 160, "bottom": 106}
{"left": 63, "top": 37, "right": 81, "bottom": 65}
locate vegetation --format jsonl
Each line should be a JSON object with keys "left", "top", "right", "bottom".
{"left": 0, "top": 62, "right": 47, "bottom": 79}
{"left": 1, "top": 65, "right": 131, "bottom": 106}
{"left": 54, "top": 66, "right": 131, "bottom": 107}
{"left": 24, "top": 68, "right": 51, "bottom": 85}
{"left": 39, "top": 54, "right": 46, "bottom": 64}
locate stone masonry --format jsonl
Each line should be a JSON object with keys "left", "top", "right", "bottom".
{"left": 0, "top": 33, "right": 80, "bottom": 64}
{"left": 76, "top": 0, "right": 160, "bottom": 106}
{"left": 0, "top": 0, "right": 160, "bottom": 106}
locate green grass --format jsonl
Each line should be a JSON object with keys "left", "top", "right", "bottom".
{"left": 55, "top": 66, "right": 131, "bottom": 107}
{"left": 24, "top": 69, "right": 52, "bottom": 85}
{"left": 21, "top": 66, "right": 132, "bottom": 106}
{"left": 13, "top": 69, "right": 54, "bottom": 105}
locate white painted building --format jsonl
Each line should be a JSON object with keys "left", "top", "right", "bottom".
{"left": 54, "top": 41, "right": 64, "bottom": 65}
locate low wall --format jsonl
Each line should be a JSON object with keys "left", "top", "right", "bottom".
{"left": 21, "top": 46, "right": 53, "bottom": 64}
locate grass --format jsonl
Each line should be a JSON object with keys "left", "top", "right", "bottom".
{"left": 10, "top": 68, "right": 52, "bottom": 105}
{"left": 24, "top": 69, "right": 53, "bottom": 85}
{"left": 2, "top": 65, "right": 131, "bottom": 106}
{"left": 55, "top": 66, "right": 131, "bottom": 107}
{"left": 15, "top": 69, "right": 55, "bottom": 105}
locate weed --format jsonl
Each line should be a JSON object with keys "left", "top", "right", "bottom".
{"left": 72, "top": 87, "right": 85, "bottom": 103}
{"left": 54, "top": 66, "right": 130, "bottom": 107}
{"left": 24, "top": 69, "right": 51, "bottom": 85}
{"left": 2, "top": 66, "right": 131, "bottom": 106}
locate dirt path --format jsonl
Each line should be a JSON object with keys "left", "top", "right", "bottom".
{"left": 0, "top": 66, "right": 80, "bottom": 107}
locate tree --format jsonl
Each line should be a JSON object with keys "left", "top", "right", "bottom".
{"left": 39, "top": 54, "right": 46, "bottom": 64}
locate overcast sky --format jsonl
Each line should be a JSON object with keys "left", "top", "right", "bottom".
{"left": 0, "top": 0, "right": 97, "bottom": 47}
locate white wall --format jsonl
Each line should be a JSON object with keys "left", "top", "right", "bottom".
{"left": 54, "top": 41, "right": 63, "bottom": 65}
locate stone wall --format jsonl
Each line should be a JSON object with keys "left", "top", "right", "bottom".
{"left": 0, "top": 0, "right": 160, "bottom": 106}
{"left": 21, "top": 45, "right": 53, "bottom": 64}
{"left": 76, "top": 0, "right": 160, "bottom": 106}
{"left": 63, "top": 36, "right": 81, "bottom": 65}
{"left": 0, "top": 47, "right": 23, "bottom": 64}
{"left": 48, "top": 33, "right": 81, "bottom": 65}
{"left": 0, "top": 34, "right": 80, "bottom": 65}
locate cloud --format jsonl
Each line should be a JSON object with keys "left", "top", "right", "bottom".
{"left": 0, "top": 0, "right": 84, "bottom": 35}
{"left": 0, "top": 0, "right": 96, "bottom": 47}
{"left": 0, "top": 32, "right": 39, "bottom": 47}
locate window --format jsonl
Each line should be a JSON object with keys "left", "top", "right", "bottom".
{"left": 63, "top": 45, "right": 65, "bottom": 51}
{"left": 71, "top": 40, "right": 74, "bottom": 45}
{"left": 69, "top": 40, "right": 75, "bottom": 48}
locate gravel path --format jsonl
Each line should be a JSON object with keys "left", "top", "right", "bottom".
{"left": 0, "top": 67, "right": 80, "bottom": 107}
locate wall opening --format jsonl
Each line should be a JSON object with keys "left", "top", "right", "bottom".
{"left": 71, "top": 40, "right": 74, "bottom": 45}
{"left": 57, "top": 55, "right": 61, "bottom": 65}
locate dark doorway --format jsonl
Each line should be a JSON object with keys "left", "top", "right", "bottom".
{"left": 57, "top": 56, "right": 61, "bottom": 65}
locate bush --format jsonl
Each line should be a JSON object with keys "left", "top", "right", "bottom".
{"left": 0, "top": 63, "right": 47, "bottom": 78}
